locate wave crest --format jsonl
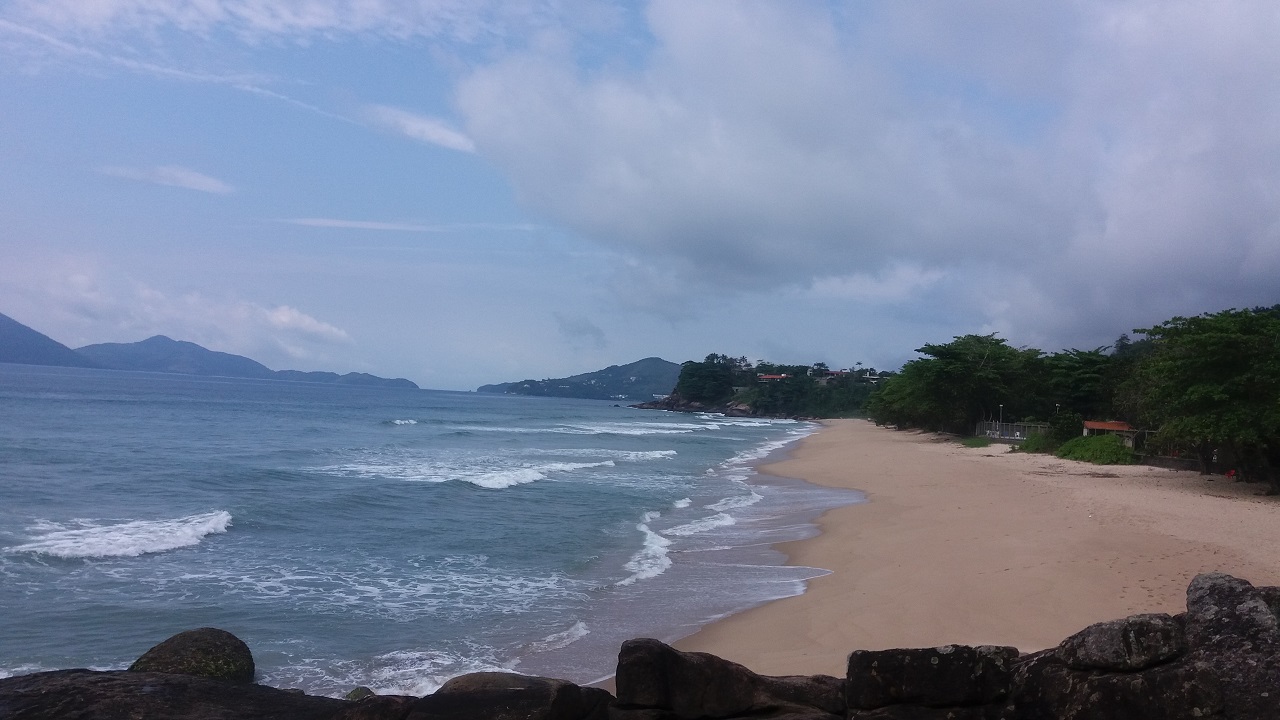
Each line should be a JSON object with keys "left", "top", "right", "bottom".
{"left": 7, "top": 511, "right": 232, "bottom": 558}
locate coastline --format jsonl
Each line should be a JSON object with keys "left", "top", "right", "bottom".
{"left": 674, "top": 418, "right": 1280, "bottom": 677}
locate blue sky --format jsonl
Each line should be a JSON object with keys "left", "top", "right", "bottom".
{"left": 2, "top": 1, "right": 1277, "bottom": 390}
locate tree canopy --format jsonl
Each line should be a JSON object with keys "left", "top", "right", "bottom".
{"left": 864, "top": 306, "right": 1280, "bottom": 489}
{"left": 1128, "top": 307, "right": 1280, "bottom": 485}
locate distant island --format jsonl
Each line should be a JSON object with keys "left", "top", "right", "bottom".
{"left": 477, "top": 357, "right": 680, "bottom": 401}
{"left": 0, "top": 312, "right": 418, "bottom": 389}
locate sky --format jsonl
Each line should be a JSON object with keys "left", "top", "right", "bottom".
{"left": 1, "top": 1, "right": 1277, "bottom": 390}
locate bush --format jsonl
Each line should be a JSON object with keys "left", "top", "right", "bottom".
{"left": 961, "top": 436, "right": 992, "bottom": 448}
{"left": 1055, "top": 434, "right": 1134, "bottom": 464}
{"left": 1017, "top": 433, "right": 1059, "bottom": 454}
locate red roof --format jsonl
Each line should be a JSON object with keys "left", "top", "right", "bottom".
{"left": 1084, "top": 420, "right": 1133, "bottom": 432}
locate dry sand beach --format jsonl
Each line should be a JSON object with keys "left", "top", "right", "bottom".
{"left": 675, "top": 418, "right": 1280, "bottom": 678}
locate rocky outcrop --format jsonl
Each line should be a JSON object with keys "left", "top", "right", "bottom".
{"left": 846, "top": 644, "right": 1018, "bottom": 716}
{"left": 422, "top": 672, "right": 612, "bottom": 720}
{"left": 614, "top": 638, "right": 844, "bottom": 718}
{"left": 1008, "top": 572, "right": 1280, "bottom": 720}
{"left": 128, "top": 627, "right": 256, "bottom": 683}
{"left": 0, "top": 669, "right": 348, "bottom": 719}
{"left": 6, "top": 573, "right": 1280, "bottom": 719}
{"left": 1053, "top": 613, "right": 1184, "bottom": 672}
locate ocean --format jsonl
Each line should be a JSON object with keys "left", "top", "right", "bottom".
{"left": 0, "top": 364, "right": 861, "bottom": 696}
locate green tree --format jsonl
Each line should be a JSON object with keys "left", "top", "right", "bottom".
{"left": 1131, "top": 307, "right": 1280, "bottom": 489}
{"left": 867, "top": 334, "right": 1043, "bottom": 433}
{"left": 1042, "top": 348, "right": 1111, "bottom": 420}
{"left": 673, "top": 354, "right": 738, "bottom": 404}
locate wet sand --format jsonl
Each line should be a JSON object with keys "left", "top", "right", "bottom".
{"left": 674, "top": 419, "right": 1280, "bottom": 677}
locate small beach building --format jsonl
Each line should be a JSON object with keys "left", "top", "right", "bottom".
{"left": 1083, "top": 420, "right": 1138, "bottom": 448}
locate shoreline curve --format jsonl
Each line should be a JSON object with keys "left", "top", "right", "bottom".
{"left": 673, "top": 418, "right": 1280, "bottom": 678}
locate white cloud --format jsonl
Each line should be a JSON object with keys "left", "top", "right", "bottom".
{"left": 0, "top": 255, "right": 352, "bottom": 365}
{"left": 98, "top": 164, "right": 235, "bottom": 194}
{"left": 262, "top": 305, "right": 350, "bottom": 344}
{"left": 453, "top": 0, "right": 1280, "bottom": 350}
{"left": 365, "top": 105, "right": 475, "bottom": 153}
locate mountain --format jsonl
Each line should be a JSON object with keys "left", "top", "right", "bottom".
{"left": 477, "top": 357, "right": 681, "bottom": 401}
{"left": 77, "top": 336, "right": 275, "bottom": 378}
{"left": 0, "top": 312, "right": 99, "bottom": 368}
{"left": 76, "top": 335, "right": 419, "bottom": 389}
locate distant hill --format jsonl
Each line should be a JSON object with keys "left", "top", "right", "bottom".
{"left": 76, "top": 335, "right": 419, "bottom": 389}
{"left": 78, "top": 335, "right": 275, "bottom": 378}
{"left": 478, "top": 357, "right": 681, "bottom": 401}
{"left": 0, "top": 312, "right": 99, "bottom": 368}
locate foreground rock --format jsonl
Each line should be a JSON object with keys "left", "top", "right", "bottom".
{"left": 0, "top": 670, "right": 348, "bottom": 719}
{"left": 615, "top": 638, "right": 844, "bottom": 718}
{"left": 5, "top": 572, "right": 1280, "bottom": 718}
{"left": 424, "top": 672, "right": 612, "bottom": 720}
{"left": 128, "top": 627, "right": 256, "bottom": 683}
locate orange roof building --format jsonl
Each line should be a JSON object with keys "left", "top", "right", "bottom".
{"left": 1083, "top": 419, "right": 1137, "bottom": 448}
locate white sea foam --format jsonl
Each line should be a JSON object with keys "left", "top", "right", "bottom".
{"left": 617, "top": 512, "right": 671, "bottom": 586}
{"left": 559, "top": 423, "right": 698, "bottom": 436}
{"left": 7, "top": 511, "right": 232, "bottom": 558}
{"left": 672, "top": 497, "right": 692, "bottom": 509}
{"left": 0, "top": 664, "right": 46, "bottom": 680}
{"left": 706, "top": 486, "right": 762, "bottom": 509}
{"left": 524, "top": 448, "right": 677, "bottom": 462}
{"left": 165, "top": 554, "right": 590, "bottom": 623}
{"left": 264, "top": 645, "right": 514, "bottom": 698}
{"left": 461, "top": 423, "right": 700, "bottom": 436}
{"left": 465, "top": 461, "right": 614, "bottom": 489}
{"left": 721, "top": 426, "right": 816, "bottom": 466}
{"left": 707, "top": 491, "right": 763, "bottom": 511}
{"left": 390, "top": 419, "right": 418, "bottom": 425}
{"left": 526, "top": 621, "right": 590, "bottom": 654}
{"left": 665, "top": 512, "right": 736, "bottom": 536}
{"left": 319, "top": 456, "right": 615, "bottom": 489}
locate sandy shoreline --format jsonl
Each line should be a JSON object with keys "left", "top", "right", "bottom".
{"left": 673, "top": 418, "right": 1280, "bottom": 678}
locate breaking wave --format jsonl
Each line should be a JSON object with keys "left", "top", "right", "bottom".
{"left": 7, "top": 511, "right": 232, "bottom": 559}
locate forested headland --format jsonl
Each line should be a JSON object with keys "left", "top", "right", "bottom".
{"left": 648, "top": 355, "right": 884, "bottom": 418}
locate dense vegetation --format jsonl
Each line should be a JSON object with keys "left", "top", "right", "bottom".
{"left": 1055, "top": 435, "right": 1135, "bottom": 465}
{"left": 671, "top": 354, "right": 881, "bottom": 417}
{"left": 865, "top": 306, "right": 1280, "bottom": 488}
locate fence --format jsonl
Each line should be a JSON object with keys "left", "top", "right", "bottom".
{"left": 974, "top": 421, "right": 1050, "bottom": 443}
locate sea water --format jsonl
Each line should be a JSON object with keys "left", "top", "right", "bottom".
{"left": 0, "top": 364, "right": 861, "bottom": 695}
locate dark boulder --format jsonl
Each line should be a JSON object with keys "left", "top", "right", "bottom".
{"left": 1008, "top": 649, "right": 1222, "bottom": 720}
{"left": 0, "top": 669, "right": 346, "bottom": 720}
{"left": 409, "top": 671, "right": 611, "bottom": 720}
{"left": 1254, "top": 584, "right": 1280, "bottom": 619}
{"left": 846, "top": 644, "right": 1018, "bottom": 710}
{"left": 849, "top": 708, "right": 993, "bottom": 720}
{"left": 615, "top": 638, "right": 843, "bottom": 718}
{"left": 1184, "top": 572, "right": 1279, "bottom": 647}
{"left": 1181, "top": 574, "right": 1280, "bottom": 719}
{"left": 1054, "top": 613, "right": 1184, "bottom": 671}
{"left": 129, "top": 627, "right": 255, "bottom": 683}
